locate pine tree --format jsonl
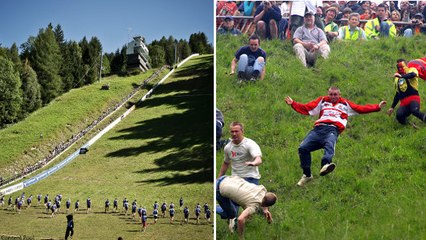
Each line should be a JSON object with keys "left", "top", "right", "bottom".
{"left": 0, "top": 56, "right": 23, "bottom": 127}
{"left": 20, "top": 60, "right": 42, "bottom": 117}
{"left": 29, "top": 26, "right": 62, "bottom": 104}
{"left": 148, "top": 45, "right": 166, "bottom": 68}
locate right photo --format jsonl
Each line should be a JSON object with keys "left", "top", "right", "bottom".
{"left": 215, "top": 1, "right": 426, "bottom": 239}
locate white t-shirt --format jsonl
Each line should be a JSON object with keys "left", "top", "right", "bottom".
{"left": 224, "top": 137, "right": 262, "bottom": 179}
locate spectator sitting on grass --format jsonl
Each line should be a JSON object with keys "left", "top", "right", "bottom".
{"left": 364, "top": 3, "right": 396, "bottom": 39}
{"left": 337, "top": 13, "right": 367, "bottom": 41}
{"left": 322, "top": 7, "right": 339, "bottom": 42}
{"left": 253, "top": 0, "right": 283, "bottom": 39}
{"left": 402, "top": 13, "right": 426, "bottom": 37}
{"left": 230, "top": 35, "right": 266, "bottom": 82}
{"left": 293, "top": 11, "right": 330, "bottom": 68}
{"left": 217, "top": 16, "right": 242, "bottom": 36}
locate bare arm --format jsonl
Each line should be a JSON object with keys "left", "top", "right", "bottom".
{"left": 230, "top": 58, "right": 238, "bottom": 75}
{"left": 260, "top": 66, "right": 266, "bottom": 80}
{"left": 237, "top": 208, "right": 252, "bottom": 237}
{"left": 218, "top": 161, "right": 230, "bottom": 178}
{"left": 245, "top": 156, "right": 262, "bottom": 166}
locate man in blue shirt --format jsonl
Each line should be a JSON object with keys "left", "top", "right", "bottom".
{"left": 66, "top": 199, "right": 71, "bottom": 213}
{"left": 105, "top": 199, "right": 110, "bottom": 213}
{"left": 253, "top": 1, "right": 284, "bottom": 39}
{"left": 65, "top": 214, "right": 74, "bottom": 240}
{"left": 217, "top": 16, "right": 242, "bottom": 36}
{"left": 230, "top": 35, "right": 267, "bottom": 82}
{"left": 86, "top": 197, "right": 91, "bottom": 214}
{"left": 113, "top": 198, "right": 118, "bottom": 212}
{"left": 183, "top": 206, "right": 189, "bottom": 224}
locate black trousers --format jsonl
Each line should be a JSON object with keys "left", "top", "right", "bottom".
{"left": 396, "top": 100, "right": 426, "bottom": 124}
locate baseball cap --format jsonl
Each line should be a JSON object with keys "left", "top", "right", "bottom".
{"left": 224, "top": 16, "right": 233, "bottom": 21}
{"left": 304, "top": 11, "right": 314, "bottom": 17}
{"left": 414, "top": 13, "right": 424, "bottom": 19}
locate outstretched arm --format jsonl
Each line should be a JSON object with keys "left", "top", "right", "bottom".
{"left": 237, "top": 208, "right": 252, "bottom": 237}
{"left": 230, "top": 58, "right": 238, "bottom": 75}
{"left": 285, "top": 96, "right": 293, "bottom": 105}
{"left": 262, "top": 207, "right": 273, "bottom": 224}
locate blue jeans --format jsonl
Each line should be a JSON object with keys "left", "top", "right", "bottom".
{"left": 216, "top": 176, "right": 259, "bottom": 219}
{"left": 298, "top": 125, "right": 339, "bottom": 175}
{"left": 379, "top": 22, "right": 391, "bottom": 37}
{"left": 237, "top": 54, "right": 265, "bottom": 80}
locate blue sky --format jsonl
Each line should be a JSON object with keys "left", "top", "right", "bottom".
{"left": 1, "top": 0, "right": 213, "bottom": 53}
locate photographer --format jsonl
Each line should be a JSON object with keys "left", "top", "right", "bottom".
{"left": 253, "top": 0, "right": 283, "bottom": 39}
{"left": 402, "top": 13, "right": 426, "bottom": 37}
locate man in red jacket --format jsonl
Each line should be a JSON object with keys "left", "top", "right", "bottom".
{"left": 285, "top": 86, "right": 386, "bottom": 187}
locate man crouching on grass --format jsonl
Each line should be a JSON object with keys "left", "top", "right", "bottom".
{"left": 216, "top": 175, "right": 277, "bottom": 239}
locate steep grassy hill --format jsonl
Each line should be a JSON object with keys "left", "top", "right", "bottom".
{"left": 0, "top": 68, "right": 167, "bottom": 180}
{"left": 0, "top": 55, "right": 213, "bottom": 239}
{"left": 216, "top": 35, "right": 426, "bottom": 239}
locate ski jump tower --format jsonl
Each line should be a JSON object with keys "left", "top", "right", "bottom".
{"left": 126, "top": 35, "right": 151, "bottom": 72}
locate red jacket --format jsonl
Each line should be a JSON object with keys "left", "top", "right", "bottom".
{"left": 291, "top": 96, "right": 381, "bottom": 133}
{"left": 408, "top": 57, "right": 426, "bottom": 81}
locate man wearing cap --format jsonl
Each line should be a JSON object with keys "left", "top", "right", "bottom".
{"left": 289, "top": 0, "right": 325, "bottom": 38}
{"left": 230, "top": 35, "right": 266, "bottom": 81}
{"left": 217, "top": 16, "right": 242, "bottom": 36}
{"left": 364, "top": 3, "right": 396, "bottom": 39}
{"left": 293, "top": 11, "right": 330, "bottom": 67}
{"left": 216, "top": 175, "right": 277, "bottom": 237}
{"left": 402, "top": 13, "right": 426, "bottom": 37}
{"left": 322, "top": 7, "right": 339, "bottom": 42}
{"left": 253, "top": 1, "right": 283, "bottom": 39}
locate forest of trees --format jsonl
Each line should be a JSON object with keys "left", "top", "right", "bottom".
{"left": 0, "top": 24, "right": 212, "bottom": 128}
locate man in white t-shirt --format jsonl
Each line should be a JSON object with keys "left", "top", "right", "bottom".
{"left": 218, "top": 121, "right": 263, "bottom": 185}
{"left": 216, "top": 175, "right": 277, "bottom": 237}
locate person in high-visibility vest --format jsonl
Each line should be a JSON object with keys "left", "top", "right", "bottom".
{"left": 322, "top": 7, "right": 339, "bottom": 42}
{"left": 364, "top": 3, "right": 396, "bottom": 39}
{"left": 337, "top": 13, "right": 367, "bottom": 41}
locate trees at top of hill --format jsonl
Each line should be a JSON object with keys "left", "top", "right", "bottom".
{"left": 80, "top": 36, "right": 102, "bottom": 84}
{"left": 20, "top": 60, "right": 42, "bottom": 118}
{"left": 0, "top": 56, "right": 23, "bottom": 127}
{"left": 29, "top": 25, "right": 62, "bottom": 105}
{"left": 189, "top": 32, "right": 213, "bottom": 55}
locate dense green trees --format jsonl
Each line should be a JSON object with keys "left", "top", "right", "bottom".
{"left": 0, "top": 21, "right": 210, "bottom": 128}
{"left": 0, "top": 57, "right": 22, "bottom": 126}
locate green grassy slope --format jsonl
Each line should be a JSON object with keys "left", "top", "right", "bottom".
{"left": 0, "top": 55, "right": 213, "bottom": 240}
{"left": 0, "top": 68, "right": 165, "bottom": 177}
{"left": 216, "top": 35, "right": 426, "bottom": 240}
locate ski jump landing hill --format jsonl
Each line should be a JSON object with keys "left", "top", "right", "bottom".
{"left": 0, "top": 54, "right": 199, "bottom": 196}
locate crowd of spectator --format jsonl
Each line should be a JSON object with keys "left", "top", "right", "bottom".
{"left": 217, "top": 1, "right": 426, "bottom": 38}
{"left": 0, "top": 66, "right": 169, "bottom": 187}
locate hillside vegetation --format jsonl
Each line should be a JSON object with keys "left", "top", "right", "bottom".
{"left": 0, "top": 68, "right": 165, "bottom": 179}
{"left": 216, "top": 35, "right": 426, "bottom": 239}
{"left": 0, "top": 55, "right": 213, "bottom": 239}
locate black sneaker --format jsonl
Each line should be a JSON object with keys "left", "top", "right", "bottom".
{"left": 320, "top": 163, "right": 336, "bottom": 176}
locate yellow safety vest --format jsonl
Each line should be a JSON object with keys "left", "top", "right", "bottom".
{"left": 342, "top": 26, "right": 362, "bottom": 41}
{"left": 364, "top": 18, "right": 396, "bottom": 39}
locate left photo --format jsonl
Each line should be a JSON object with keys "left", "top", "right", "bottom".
{"left": 0, "top": 1, "right": 214, "bottom": 239}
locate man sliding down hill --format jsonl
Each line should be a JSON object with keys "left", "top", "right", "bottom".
{"left": 285, "top": 86, "right": 386, "bottom": 187}
{"left": 387, "top": 59, "right": 426, "bottom": 125}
